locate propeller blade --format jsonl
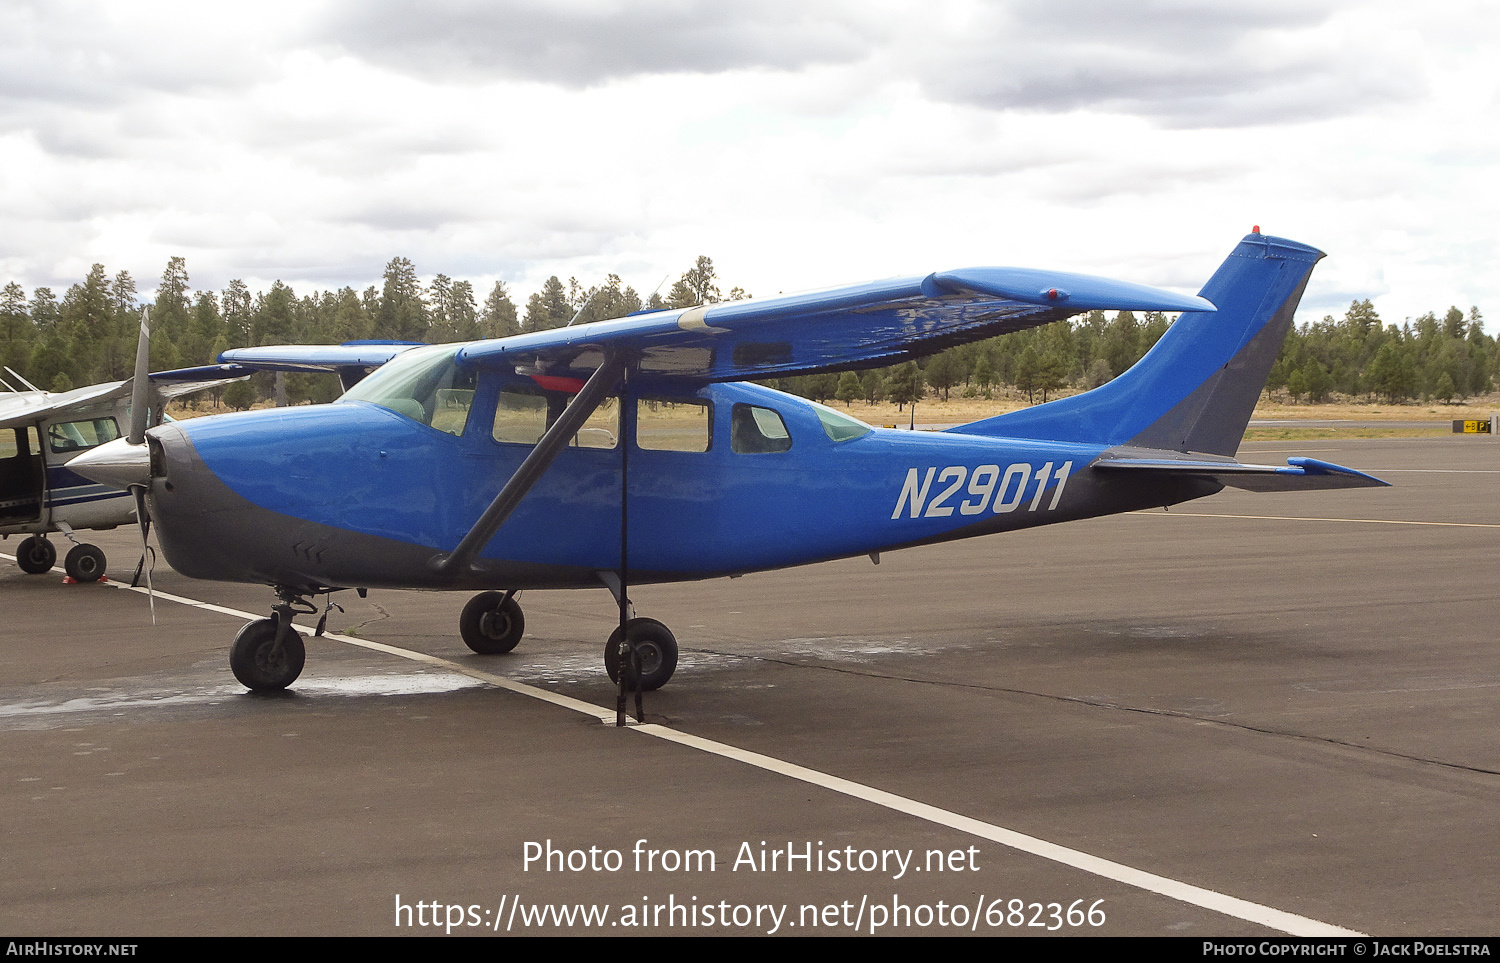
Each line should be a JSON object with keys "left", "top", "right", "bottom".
{"left": 128, "top": 307, "right": 151, "bottom": 445}
{"left": 132, "top": 485, "right": 155, "bottom": 624}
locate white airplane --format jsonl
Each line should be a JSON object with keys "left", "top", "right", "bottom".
{"left": 0, "top": 316, "right": 247, "bottom": 580}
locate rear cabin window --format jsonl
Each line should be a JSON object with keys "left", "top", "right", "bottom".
{"left": 811, "top": 401, "right": 872, "bottom": 443}
{"left": 46, "top": 417, "right": 121, "bottom": 454}
{"left": 731, "top": 404, "right": 792, "bottom": 454}
{"left": 492, "top": 387, "right": 619, "bottom": 449}
{"left": 636, "top": 399, "right": 710, "bottom": 452}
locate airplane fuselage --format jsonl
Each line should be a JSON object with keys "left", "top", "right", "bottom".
{"left": 143, "top": 379, "right": 1216, "bottom": 594}
{"left": 66, "top": 233, "right": 1382, "bottom": 695}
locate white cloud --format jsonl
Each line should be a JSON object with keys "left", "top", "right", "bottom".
{"left": 0, "top": 0, "right": 1494, "bottom": 332}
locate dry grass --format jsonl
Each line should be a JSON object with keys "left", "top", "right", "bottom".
{"left": 1240, "top": 426, "right": 1453, "bottom": 441}
{"left": 839, "top": 390, "right": 1500, "bottom": 429}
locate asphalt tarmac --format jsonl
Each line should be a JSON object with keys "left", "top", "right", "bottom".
{"left": 1, "top": 436, "right": 1496, "bottom": 937}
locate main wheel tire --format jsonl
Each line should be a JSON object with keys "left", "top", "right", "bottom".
{"left": 16, "top": 536, "right": 55, "bottom": 574}
{"left": 459, "top": 592, "right": 525, "bottom": 654}
{"left": 230, "top": 618, "right": 306, "bottom": 691}
{"left": 64, "top": 543, "right": 107, "bottom": 582}
{"left": 603, "top": 618, "right": 679, "bottom": 691}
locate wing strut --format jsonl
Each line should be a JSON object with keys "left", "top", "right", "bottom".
{"left": 615, "top": 365, "right": 642, "bottom": 726}
{"left": 430, "top": 352, "right": 627, "bottom": 578}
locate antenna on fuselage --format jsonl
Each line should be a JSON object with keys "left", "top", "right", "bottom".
{"left": 647, "top": 274, "right": 669, "bottom": 307}
{"left": 565, "top": 290, "right": 599, "bottom": 328}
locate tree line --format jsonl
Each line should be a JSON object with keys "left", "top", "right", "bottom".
{"left": 796, "top": 297, "right": 1496, "bottom": 411}
{"left": 1, "top": 256, "right": 1492, "bottom": 410}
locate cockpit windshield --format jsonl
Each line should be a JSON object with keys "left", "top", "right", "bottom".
{"left": 339, "top": 343, "right": 476, "bottom": 436}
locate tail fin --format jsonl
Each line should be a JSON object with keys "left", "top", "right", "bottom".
{"left": 957, "top": 233, "right": 1322, "bottom": 456}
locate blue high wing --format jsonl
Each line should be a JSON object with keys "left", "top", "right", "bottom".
{"left": 218, "top": 272, "right": 1211, "bottom": 383}
{"left": 456, "top": 269, "right": 1213, "bottom": 382}
{"left": 211, "top": 342, "right": 423, "bottom": 373}
{"left": 211, "top": 342, "right": 426, "bottom": 391}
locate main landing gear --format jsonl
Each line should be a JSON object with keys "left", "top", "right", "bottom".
{"left": 604, "top": 618, "right": 678, "bottom": 692}
{"left": 224, "top": 585, "right": 684, "bottom": 694}
{"left": 15, "top": 535, "right": 55, "bottom": 574}
{"left": 457, "top": 591, "right": 680, "bottom": 691}
{"left": 12, "top": 534, "right": 107, "bottom": 582}
{"left": 459, "top": 591, "right": 525, "bottom": 654}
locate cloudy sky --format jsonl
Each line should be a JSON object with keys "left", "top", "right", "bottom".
{"left": 2, "top": 0, "right": 1495, "bottom": 329}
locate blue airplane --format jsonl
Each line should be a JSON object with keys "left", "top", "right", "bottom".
{"left": 71, "top": 231, "right": 1386, "bottom": 702}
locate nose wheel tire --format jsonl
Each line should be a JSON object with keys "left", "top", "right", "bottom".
{"left": 64, "top": 544, "right": 107, "bottom": 582}
{"left": 230, "top": 617, "right": 306, "bottom": 691}
{"left": 16, "top": 536, "right": 55, "bottom": 574}
{"left": 459, "top": 592, "right": 525, "bottom": 654}
{"left": 604, "top": 618, "right": 679, "bottom": 691}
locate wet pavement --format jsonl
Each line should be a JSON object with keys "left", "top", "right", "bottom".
{"left": 1, "top": 436, "right": 1496, "bottom": 936}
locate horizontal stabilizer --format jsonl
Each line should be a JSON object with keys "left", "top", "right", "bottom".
{"left": 1093, "top": 452, "right": 1389, "bottom": 491}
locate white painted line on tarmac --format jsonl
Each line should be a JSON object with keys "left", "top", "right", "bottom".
{"left": 6, "top": 551, "right": 1363, "bottom": 937}
{"left": 642, "top": 726, "right": 1361, "bottom": 937}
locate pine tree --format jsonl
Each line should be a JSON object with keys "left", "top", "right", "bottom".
{"left": 253, "top": 281, "right": 297, "bottom": 347}
{"left": 923, "top": 351, "right": 962, "bottom": 401}
{"left": 0, "top": 282, "right": 31, "bottom": 379}
{"left": 155, "top": 257, "right": 192, "bottom": 342}
{"left": 972, "top": 356, "right": 996, "bottom": 398}
{"left": 835, "top": 371, "right": 861, "bottom": 406}
{"left": 378, "top": 257, "right": 426, "bottom": 341}
{"left": 524, "top": 277, "right": 570, "bottom": 331}
{"left": 223, "top": 279, "right": 253, "bottom": 348}
{"left": 29, "top": 288, "right": 58, "bottom": 335}
{"left": 885, "top": 362, "right": 924, "bottom": 411}
{"left": 666, "top": 256, "right": 721, "bottom": 308}
{"left": 449, "top": 280, "right": 479, "bottom": 341}
{"left": 481, "top": 281, "right": 519, "bottom": 339}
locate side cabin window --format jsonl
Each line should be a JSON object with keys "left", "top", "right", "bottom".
{"left": 730, "top": 403, "right": 791, "bottom": 454}
{"left": 0, "top": 426, "right": 38, "bottom": 461}
{"left": 493, "top": 386, "right": 619, "bottom": 449}
{"left": 811, "top": 401, "right": 872, "bottom": 443}
{"left": 46, "top": 417, "right": 121, "bottom": 454}
{"left": 636, "top": 399, "right": 710, "bottom": 452}
{"left": 339, "top": 344, "right": 476, "bottom": 436}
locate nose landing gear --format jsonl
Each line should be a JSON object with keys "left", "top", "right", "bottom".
{"left": 229, "top": 588, "right": 315, "bottom": 691}
{"left": 64, "top": 543, "right": 107, "bottom": 582}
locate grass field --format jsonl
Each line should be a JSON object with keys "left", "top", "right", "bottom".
{"left": 847, "top": 390, "right": 1500, "bottom": 433}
